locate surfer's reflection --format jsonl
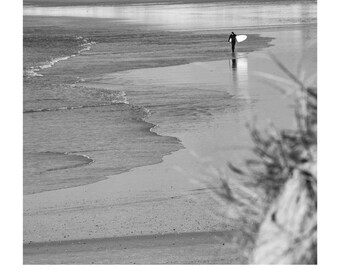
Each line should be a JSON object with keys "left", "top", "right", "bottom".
{"left": 227, "top": 52, "right": 252, "bottom": 122}
{"left": 231, "top": 54, "right": 237, "bottom": 69}
{"left": 231, "top": 58, "right": 237, "bottom": 69}
{"left": 228, "top": 52, "right": 249, "bottom": 99}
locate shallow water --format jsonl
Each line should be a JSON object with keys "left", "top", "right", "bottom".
{"left": 24, "top": 1, "right": 316, "bottom": 31}
{"left": 23, "top": 1, "right": 316, "bottom": 194}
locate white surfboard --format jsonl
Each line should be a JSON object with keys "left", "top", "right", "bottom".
{"left": 228, "top": 35, "right": 247, "bottom": 43}
{"left": 236, "top": 35, "right": 247, "bottom": 43}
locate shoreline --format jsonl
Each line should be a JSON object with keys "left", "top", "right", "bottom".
{"left": 23, "top": 12, "right": 276, "bottom": 195}
{"left": 24, "top": 45, "right": 309, "bottom": 238}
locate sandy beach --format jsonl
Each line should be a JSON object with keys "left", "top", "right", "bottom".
{"left": 23, "top": 0, "right": 317, "bottom": 264}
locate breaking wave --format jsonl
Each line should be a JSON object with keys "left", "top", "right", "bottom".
{"left": 24, "top": 36, "right": 97, "bottom": 78}
{"left": 24, "top": 89, "right": 129, "bottom": 114}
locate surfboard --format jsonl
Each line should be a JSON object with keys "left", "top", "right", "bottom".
{"left": 236, "top": 35, "right": 247, "bottom": 43}
{"left": 228, "top": 35, "right": 247, "bottom": 43}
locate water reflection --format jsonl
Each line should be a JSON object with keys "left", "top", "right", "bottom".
{"left": 24, "top": 2, "right": 317, "bottom": 31}
{"left": 228, "top": 53, "right": 249, "bottom": 100}
{"left": 226, "top": 52, "right": 252, "bottom": 124}
{"left": 230, "top": 54, "right": 237, "bottom": 70}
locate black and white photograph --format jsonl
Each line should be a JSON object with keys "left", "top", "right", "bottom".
{"left": 17, "top": 0, "right": 321, "bottom": 265}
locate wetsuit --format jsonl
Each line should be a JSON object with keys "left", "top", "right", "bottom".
{"left": 228, "top": 33, "right": 237, "bottom": 52}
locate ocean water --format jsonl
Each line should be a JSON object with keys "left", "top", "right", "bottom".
{"left": 23, "top": 1, "right": 317, "bottom": 194}
{"left": 24, "top": 1, "right": 317, "bottom": 31}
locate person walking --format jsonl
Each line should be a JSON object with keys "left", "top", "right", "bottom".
{"left": 228, "top": 32, "right": 237, "bottom": 52}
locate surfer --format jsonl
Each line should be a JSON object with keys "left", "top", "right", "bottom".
{"left": 228, "top": 32, "right": 237, "bottom": 52}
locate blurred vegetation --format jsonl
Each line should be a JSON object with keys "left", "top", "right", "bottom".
{"left": 216, "top": 56, "right": 317, "bottom": 263}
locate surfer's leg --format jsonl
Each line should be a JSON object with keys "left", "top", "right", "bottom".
{"left": 232, "top": 43, "right": 235, "bottom": 52}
